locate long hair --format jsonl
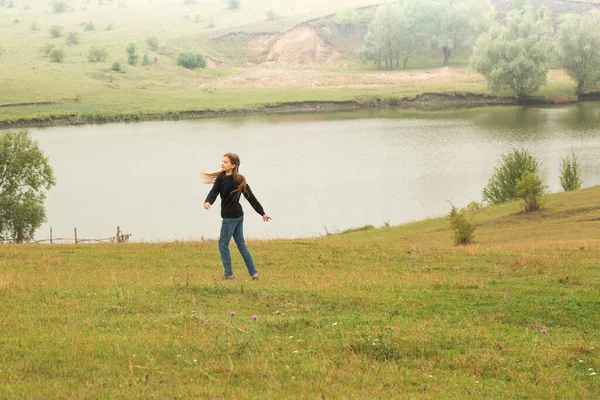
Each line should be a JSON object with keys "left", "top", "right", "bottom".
{"left": 202, "top": 153, "right": 248, "bottom": 196}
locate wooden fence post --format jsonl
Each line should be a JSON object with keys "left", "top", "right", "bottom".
{"left": 74, "top": 227, "right": 78, "bottom": 244}
{"left": 117, "top": 226, "right": 121, "bottom": 243}
{"left": 50, "top": 227, "right": 53, "bottom": 245}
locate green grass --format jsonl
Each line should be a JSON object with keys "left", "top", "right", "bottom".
{"left": 1, "top": 187, "right": 600, "bottom": 398}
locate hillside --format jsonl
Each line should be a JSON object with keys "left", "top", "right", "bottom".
{"left": 1, "top": 186, "right": 599, "bottom": 397}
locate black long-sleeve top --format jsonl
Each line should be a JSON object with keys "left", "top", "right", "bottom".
{"left": 204, "top": 173, "right": 265, "bottom": 218}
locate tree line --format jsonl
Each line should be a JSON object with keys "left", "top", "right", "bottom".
{"left": 359, "top": 0, "right": 600, "bottom": 99}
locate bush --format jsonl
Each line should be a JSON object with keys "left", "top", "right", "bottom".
{"left": 177, "top": 51, "right": 206, "bottom": 69}
{"left": 29, "top": 21, "right": 40, "bottom": 31}
{"left": 207, "top": 16, "right": 216, "bottom": 28}
{"left": 39, "top": 43, "right": 55, "bottom": 56}
{"left": 516, "top": 172, "right": 546, "bottom": 212}
{"left": 448, "top": 202, "right": 478, "bottom": 245}
{"left": 265, "top": 10, "right": 279, "bottom": 21}
{"left": 334, "top": 7, "right": 358, "bottom": 30}
{"left": 65, "top": 31, "right": 80, "bottom": 45}
{"left": 227, "top": 0, "right": 240, "bottom": 9}
{"left": 142, "top": 53, "right": 149, "bottom": 66}
{"left": 147, "top": 35, "right": 160, "bottom": 50}
{"left": 88, "top": 45, "right": 107, "bottom": 62}
{"left": 482, "top": 148, "right": 540, "bottom": 205}
{"left": 49, "top": 48, "right": 64, "bottom": 62}
{"left": 84, "top": 21, "right": 95, "bottom": 31}
{"left": 49, "top": 25, "right": 64, "bottom": 38}
{"left": 559, "top": 152, "right": 583, "bottom": 191}
{"left": 111, "top": 62, "right": 121, "bottom": 71}
{"left": 52, "top": 0, "right": 67, "bottom": 12}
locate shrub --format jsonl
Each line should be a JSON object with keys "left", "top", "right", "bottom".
{"left": 334, "top": 7, "right": 357, "bottom": 30}
{"left": 448, "top": 202, "right": 477, "bottom": 245}
{"left": 29, "top": 21, "right": 40, "bottom": 31}
{"left": 482, "top": 148, "right": 540, "bottom": 205}
{"left": 49, "top": 48, "right": 64, "bottom": 62}
{"left": 515, "top": 172, "right": 546, "bottom": 212}
{"left": 52, "top": 0, "right": 67, "bottom": 12}
{"left": 146, "top": 35, "right": 160, "bottom": 50}
{"left": 176, "top": 51, "right": 206, "bottom": 69}
{"left": 88, "top": 45, "right": 107, "bottom": 62}
{"left": 142, "top": 53, "right": 149, "bottom": 66}
{"left": 559, "top": 152, "right": 583, "bottom": 191}
{"left": 65, "top": 31, "right": 80, "bottom": 45}
{"left": 84, "top": 21, "right": 95, "bottom": 31}
{"left": 39, "top": 43, "right": 55, "bottom": 56}
{"left": 111, "top": 62, "right": 122, "bottom": 71}
{"left": 227, "top": 0, "right": 240, "bottom": 9}
{"left": 265, "top": 10, "right": 278, "bottom": 21}
{"left": 49, "top": 25, "right": 64, "bottom": 38}
{"left": 207, "top": 16, "right": 216, "bottom": 28}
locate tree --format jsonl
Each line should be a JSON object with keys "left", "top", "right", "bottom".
{"left": 65, "top": 31, "right": 80, "bottom": 45}
{"left": 516, "top": 172, "right": 546, "bottom": 212}
{"left": 88, "top": 45, "right": 107, "bottom": 62}
{"left": 0, "top": 130, "right": 55, "bottom": 243}
{"left": 559, "top": 152, "right": 583, "bottom": 191}
{"left": 146, "top": 35, "right": 160, "bottom": 51}
{"left": 556, "top": 13, "right": 600, "bottom": 98}
{"left": 401, "top": 0, "right": 493, "bottom": 66}
{"left": 49, "top": 48, "right": 64, "bottom": 62}
{"left": 49, "top": 25, "right": 64, "bottom": 38}
{"left": 126, "top": 42, "right": 138, "bottom": 65}
{"left": 482, "top": 148, "right": 540, "bottom": 205}
{"left": 227, "top": 0, "right": 239, "bottom": 9}
{"left": 470, "top": 6, "right": 553, "bottom": 100}
{"left": 334, "top": 7, "right": 357, "bottom": 31}
{"left": 362, "top": 4, "right": 417, "bottom": 70}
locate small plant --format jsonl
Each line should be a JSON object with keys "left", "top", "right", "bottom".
{"left": 126, "top": 42, "right": 138, "bottom": 65}
{"left": 29, "top": 21, "right": 40, "bottom": 31}
{"left": 227, "top": 0, "right": 240, "bottom": 10}
{"left": 142, "top": 53, "right": 149, "bottom": 66}
{"left": 448, "top": 202, "right": 477, "bottom": 245}
{"left": 321, "top": 25, "right": 333, "bottom": 36}
{"left": 111, "top": 61, "right": 122, "bottom": 71}
{"left": 84, "top": 21, "right": 95, "bottom": 31}
{"left": 49, "top": 48, "right": 64, "bottom": 62}
{"left": 483, "top": 148, "right": 540, "bottom": 205}
{"left": 40, "top": 43, "right": 55, "bottom": 56}
{"left": 515, "top": 172, "right": 546, "bottom": 212}
{"left": 559, "top": 152, "right": 583, "bottom": 191}
{"left": 265, "top": 10, "right": 278, "bottom": 21}
{"left": 65, "top": 31, "right": 80, "bottom": 45}
{"left": 49, "top": 25, "right": 64, "bottom": 38}
{"left": 88, "top": 44, "right": 107, "bottom": 62}
{"left": 177, "top": 51, "right": 206, "bottom": 69}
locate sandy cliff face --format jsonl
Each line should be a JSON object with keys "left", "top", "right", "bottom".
{"left": 265, "top": 23, "right": 342, "bottom": 65}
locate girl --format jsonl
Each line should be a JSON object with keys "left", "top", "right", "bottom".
{"left": 203, "top": 153, "right": 271, "bottom": 280}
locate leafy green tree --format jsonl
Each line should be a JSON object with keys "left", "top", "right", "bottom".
{"left": 126, "top": 42, "right": 138, "bottom": 65}
{"left": 334, "top": 7, "right": 357, "bottom": 31}
{"left": 362, "top": 4, "right": 418, "bottom": 70}
{"left": 176, "top": 52, "right": 206, "bottom": 69}
{"left": 146, "top": 35, "right": 160, "bottom": 51}
{"left": 556, "top": 14, "right": 600, "bottom": 98}
{"left": 142, "top": 53, "right": 150, "bottom": 66}
{"left": 471, "top": 6, "right": 553, "bottom": 100}
{"left": 516, "top": 171, "right": 546, "bottom": 212}
{"left": 482, "top": 148, "right": 540, "bottom": 205}
{"left": 84, "top": 21, "right": 95, "bottom": 31}
{"left": 559, "top": 152, "right": 583, "bottom": 191}
{"left": 0, "top": 130, "right": 55, "bottom": 243}
{"left": 401, "top": 0, "right": 493, "bottom": 66}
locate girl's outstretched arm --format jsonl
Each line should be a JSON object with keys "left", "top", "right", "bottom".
{"left": 204, "top": 175, "right": 221, "bottom": 210}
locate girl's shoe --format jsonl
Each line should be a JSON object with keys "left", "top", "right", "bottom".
{"left": 221, "top": 274, "right": 235, "bottom": 280}
{"left": 252, "top": 273, "right": 260, "bottom": 280}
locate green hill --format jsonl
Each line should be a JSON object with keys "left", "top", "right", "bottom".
{"left": 1, "top": 186, "right": 599, "bottom": 397}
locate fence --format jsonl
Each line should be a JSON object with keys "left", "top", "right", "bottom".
{"left": 28, "top": 226, "right": 131, "bottom": 244}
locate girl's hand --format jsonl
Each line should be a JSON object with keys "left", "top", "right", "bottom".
{"left": 204, "top": 202, "right": 211, "bottom": 210}
{"left": 262, "top": 214, "right": 272, "bottom": 222}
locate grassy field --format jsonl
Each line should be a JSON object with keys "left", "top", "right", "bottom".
{"left": 1, "top": 186, "right": 599, "bottom": 398}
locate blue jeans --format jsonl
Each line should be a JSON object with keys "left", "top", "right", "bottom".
{"left": 218, "top": 216, "right": 257, "bottom": 276}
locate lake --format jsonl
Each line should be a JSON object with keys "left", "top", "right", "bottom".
{"left": 23, "top": 103, "right": 600, "bottom": 242}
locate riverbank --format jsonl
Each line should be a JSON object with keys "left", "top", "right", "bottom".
{"left": 0, "top": 90, "right": 586, "bottom": 130}
{"left": 2, "top": 186, "right": 599, "bottom": 397}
